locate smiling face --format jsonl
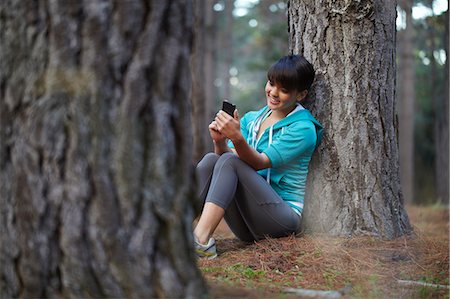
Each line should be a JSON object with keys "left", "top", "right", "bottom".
{"left": 264, "top": 55, "right": 315, "bottom": 116}
{"left": 265, "top": 80, "right": 306, "bottom": 116}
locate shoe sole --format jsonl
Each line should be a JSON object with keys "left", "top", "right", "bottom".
{"left": 196, "top": 249, "right": 218, "bottom": 260}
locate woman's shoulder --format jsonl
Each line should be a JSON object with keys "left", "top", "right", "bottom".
{"left": 288, "top": 109, "right": 323, "bottom": 130}
{"left": 285, "top": 110, "right": 323, "bottom": 146}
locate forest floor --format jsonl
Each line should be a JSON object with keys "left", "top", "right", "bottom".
{"left": 197, "top": 204, "right": 449, "bottom": 298}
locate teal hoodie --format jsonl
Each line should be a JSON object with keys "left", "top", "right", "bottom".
{"left": 228, "top": 105, "right": 324, "bottom": 215}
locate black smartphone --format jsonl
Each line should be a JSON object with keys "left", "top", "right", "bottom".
{"left": 222, "top": 100, "right": 236, "bottom": 117}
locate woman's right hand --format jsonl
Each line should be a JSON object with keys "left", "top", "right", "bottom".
{"left": 209, "top": 121, "right": 226, "bottom": 143}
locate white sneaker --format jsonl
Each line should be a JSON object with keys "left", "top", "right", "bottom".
{"left": 195, "top": 237, "right": 217, "bottom": 259}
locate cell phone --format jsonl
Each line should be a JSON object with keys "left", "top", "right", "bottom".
{"left": 222, "top": 100, "right": 236, "bottom": 117}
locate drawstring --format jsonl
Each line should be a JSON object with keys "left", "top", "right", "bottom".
{"left": 250, "top": 109, "right": 274, "bottom": 184}
{"left": 250, "top": 121, "right": 257, "bottom": 148}
{"left": 267, "top": 125, "right": 273, "bottom": 183}
{"left": 251, "top": 109, "right": 271, "bottom": 148}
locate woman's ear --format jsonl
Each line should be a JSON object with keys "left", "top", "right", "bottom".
{"left": 297, "top": 90, "right": 308, "bottom": 102}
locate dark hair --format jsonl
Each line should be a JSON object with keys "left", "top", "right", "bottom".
{"left": 267, "top": 55, "right": 315, "bottom": 92}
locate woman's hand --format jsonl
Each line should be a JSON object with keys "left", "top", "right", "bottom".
{"left": 208, "top": 121, "right": 226, "bottom": 143}
{"left": 215, "top": 109, "right": 241, "bottom": 142}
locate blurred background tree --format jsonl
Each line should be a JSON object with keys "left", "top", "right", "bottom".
{"left": 200, "top": 0, "right": 448, "bottom": 205}
{"left": 397, "top": 0, "right": 448, "bottom": 204}
{"left": 397, "top": 0, "right": 415, "bottom": 205}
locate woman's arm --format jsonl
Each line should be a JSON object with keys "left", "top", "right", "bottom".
{"left": 209, "top": 121, "right": 231, "bottom": 155}
{"left": 230, "top": 135, "right": 271, "bottom": 170}
{"left": 215, "top": 110, "right": 271, "bottom": 170}
{"left": 212, "top": 139, "right": 230, "bottom": 155}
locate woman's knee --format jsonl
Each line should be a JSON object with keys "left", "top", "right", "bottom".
{"left": 219, "top": 152, "right": 235, "bottom": 159}
{"left": 196, "top": 152, "right": 219, "bottom": 173}
{"left": 216, "top": 152, "right": 239, "bottom": 165}
{"left": 204, "top": 152, "right": 221, "bottom": 162}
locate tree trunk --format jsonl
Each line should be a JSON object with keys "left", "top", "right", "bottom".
{"left": 434, "top": 9, "right": 449, "bottom": 205}
{"left": 397, "top": 0, "right": 415, "bottom": 203}
{"left": 221, "top": 0, "right": 233, "bottom": 101}
{"left": 0, "top": 0, "right": 206, "bottom": 298}
{"left": 191, "top": 0, "right": 216, "bottom": 162}
{"left": 288, "top": 0, "right": 412, "bottom": 238}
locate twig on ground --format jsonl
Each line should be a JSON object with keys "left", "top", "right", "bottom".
{"left": 283, "top": 285, "right": 352, "bottom": 298}
{"left": 283, "top": 288, "right": 342, "bottom": 298}
{"left": 397, "top": 279, "right": 450, "bottom": 289}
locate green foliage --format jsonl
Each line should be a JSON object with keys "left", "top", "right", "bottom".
{"left": 202, "top": 263, "right": 266, "bottom": 280}
{"left": 322, "top": 268, "right": 342, "bottom": 289}
{"left": 417, "top": 274, "right": 448, "bottom": 298}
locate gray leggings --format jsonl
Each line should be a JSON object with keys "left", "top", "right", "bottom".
{"left": 196, "top": 152, "right": 301, "bottom": 242}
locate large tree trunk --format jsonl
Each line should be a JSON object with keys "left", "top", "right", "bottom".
{"left": 288, "top": 0, "right": 412, "bottom": 238}
{"left": 397, "top": 0, "right": 415, "bottom": 203}
{"left": 0, "top": 1, "right": 206, "bottom": 298}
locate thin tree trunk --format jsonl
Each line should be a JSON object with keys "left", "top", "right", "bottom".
{"left": 0, "top": 0, "right": 206, "bottom": 298}
{"left": 435, "top": 9, "right": 449, "bottom": 204}
{"left": 398, "top": 0, "right": 415, "bottom": 203}
{"left": 191, "top": 0, "right": 216, "bottom": 162}
{"left": 204, "top": 0, "right": 217, "bottom": 142}
{"left": 288, "top": 0, "right": 412, "bottom": 238}
{"left": 221, "top": 0, "right": 233, "bottom": 101}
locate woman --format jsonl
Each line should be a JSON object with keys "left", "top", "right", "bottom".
{"left": 194, "top": 55, "right": 323, "bottom": 259}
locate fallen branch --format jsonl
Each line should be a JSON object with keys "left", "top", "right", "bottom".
{"left": 283, "top": 288, "right": 341, "bottom": 298}
{"left": 397, "top": 279, "right": 450, "bottom": 289}
{"left": 283, "top": 285, "right": 351, "bottom": 298}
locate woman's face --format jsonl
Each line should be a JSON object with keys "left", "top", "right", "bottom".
{"left": 265, "top": 80, "right": 304, "bottom": 115}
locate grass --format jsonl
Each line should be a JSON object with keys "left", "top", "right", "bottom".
{"left": 198, "top": 204, "right": 449, "bottom": 298}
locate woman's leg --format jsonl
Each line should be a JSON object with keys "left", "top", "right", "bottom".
{"left": 195, "top": 152, "right": 220, "bottom": 201}
{"left": 226, "top": 182, "right": 301, "bottom": 241}
{"left": 194, "top": 152, "right": 253, "bottom": 243}
{"left": 194, "top": 202, "right": 225, "bottom": 244}
{"left": 200, "top": 152, "right": 301, "bottom": 242}
{"left": 194, "top": 153, "right": 225, "bottom": 244}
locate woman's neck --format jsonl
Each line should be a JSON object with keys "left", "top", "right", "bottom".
{"left": 270, "top": 104, "right": 297, "bottom": 120}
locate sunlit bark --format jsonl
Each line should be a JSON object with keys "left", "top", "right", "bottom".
{"left": 288, "top": 0, "right": 412, "bottom": 238}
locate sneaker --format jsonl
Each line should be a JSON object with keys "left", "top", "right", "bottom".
{"left": 195, "top": 237, "right": 217, "bottom": 259}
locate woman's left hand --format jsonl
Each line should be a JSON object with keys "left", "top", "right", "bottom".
{"left": 215, "top": 109, "right": 241, "bottom": 142}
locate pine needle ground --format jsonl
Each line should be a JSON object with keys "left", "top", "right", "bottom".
{"left": 198, "top": 205, "right": 449, "bottom": 298}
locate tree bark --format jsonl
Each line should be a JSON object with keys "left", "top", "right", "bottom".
{"left": 0, "top": 0, "right": 206, "bottom": 298}
{"left": 288, "top": 0, "right": 412, "bottom": 238}
{"left": 397, "top": 0, "right": 415, "bottom": 203}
